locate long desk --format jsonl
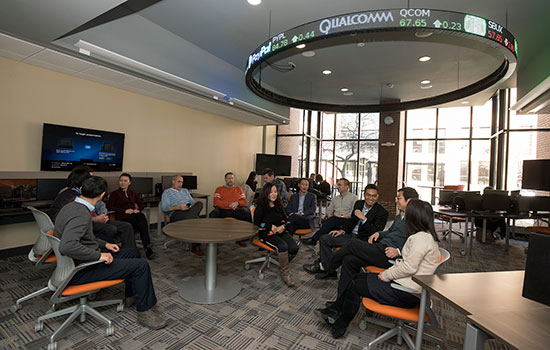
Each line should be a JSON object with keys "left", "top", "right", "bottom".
{"left": 413, "top": 271, "right": 550, "bottom": 350}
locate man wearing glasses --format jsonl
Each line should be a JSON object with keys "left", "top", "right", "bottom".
{"left": 303, "top": 184, "right": 389, "bottom": 280}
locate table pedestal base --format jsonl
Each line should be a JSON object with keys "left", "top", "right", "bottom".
{"left": 178, "top": 276, "right": 241, "bottom": 304}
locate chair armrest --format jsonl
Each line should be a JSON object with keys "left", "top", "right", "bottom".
{"left": 388, "top": 260, "right": 396, "bottom": 265}
{"left": 390, "top": 283, "right": 418, "bottom": 294}
{"left": 74, "top": 259, "right": 105, "bottom": 272}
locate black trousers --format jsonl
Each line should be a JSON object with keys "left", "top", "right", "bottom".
{"left": 70, "top": 248, "right": 157, "bottom": 312}
{"left": 319, "top": 233, "right": 353, "bottom": 272}
{"left": 263, "top": 233, "right": 299, "bottom": 254}
{"left": 328, "top": 239, "right": 391, "bottom": 298}
{"left": 287, "top": 214, "right": 312, "bottom": 229}
{"left": 93, "top": 221, "right": 136, "bottom": 249}
{"left": 331, "top": 272, "right": 420, "bottom": 333}
{"left": 209, "top": 207, "right": 252, "bottom": 222}
{"left": 311, "top": 216, "right": 347, "bottom": 243}
{"left": 122, "top": 213, "right": 151, "bottom": 248}
{"left": 171, "top": 202, "right": 204, "bottom": 248}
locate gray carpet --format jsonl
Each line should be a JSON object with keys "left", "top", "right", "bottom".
{"left": 0, "top": 225, "right": 528, "bottom": 350}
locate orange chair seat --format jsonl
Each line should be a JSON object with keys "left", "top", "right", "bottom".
{"left": 295, "top": 228, "right": 312, "bottom": 235}
{"left": 252, "top": 238, "right": 276, "bottom": 252}
{"left": 334, "top": 247, "right": 341, "bottom": 251}
{"left": 526, "top": 226, "right": 550, "bottom": 234}
{"left": 35, "top": 253, "right": 57, "bottom": 263}
{"left": 439, "top": 215, "right": 466, "bottom": 222}
{"left": 224, "top": 217, "right": 237, "bottom": 220}
{"left": 362, "top": 297, "right": 428, "bottom": 323}
{"left": 61, "top": 279, "right": 125, "bottom": 296}
{"left": 365, "top": 266, "right": 386, "bottom": 273}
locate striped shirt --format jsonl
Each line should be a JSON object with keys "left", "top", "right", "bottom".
{"left": 161, "top": 187, "right": 195, "bottom": 217}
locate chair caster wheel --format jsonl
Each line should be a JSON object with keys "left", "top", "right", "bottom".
{"left": 106, "top": 326, "right": 115, "bottom": 336}
{"left": 460, "top": 250, "right": 466, "bottom": 256}
{"left": 47, "top": 342, "right": 57, "bottom": 350}
{"left": 258, "top": 273, "right": 264, "bottom": 280}
{"left": 10, "top": 305, "right": 19, "bottom": 313}
{"left": 359, "top": 320, "right": 367, "bottom": 330}
{"left": 244, "top": 264, "right": 250, "bottom": 270}
{"left": 117, "top": 304, "right": 124, "bottom": 312}
{"left": 34, "top": 322, "right": 43, "bottom": 332}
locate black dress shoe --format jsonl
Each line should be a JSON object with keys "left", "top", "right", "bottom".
{"left": 301, "top": 237, "right": 316, "bottom": 246}
{"left": 331, "top": 324, "right": 347, "bottom": 339}
{"left": 145, "top": 248, "right": 156, "bottom": 260}
{"left": 303, "top": 261, "right": 321, "bottom": 274}
{"left": 313, "top": 308, "right": 340, "bottom": 325}
{"left": 315, "top": 271, "right": 338, "bottom": 280}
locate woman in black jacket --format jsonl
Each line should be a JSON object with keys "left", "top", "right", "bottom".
{"left": 254, "top": 183, "right": 299, "bottom": 287}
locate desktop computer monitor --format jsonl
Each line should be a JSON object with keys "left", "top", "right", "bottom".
{"left": 129, "top": 177, "right": 153, "bottom": 196}
{"left": 482, "top": 189, "right": 510, "bottom": 211}
{"left": 36, "top": 178, "right": 69, "bottom": 200}
{"left": 439, "top": 190, "right": 458, "bottom": 205}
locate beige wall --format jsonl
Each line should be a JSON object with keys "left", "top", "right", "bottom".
{"left": 0, "top": 56, "right": 271, "bottom": 249}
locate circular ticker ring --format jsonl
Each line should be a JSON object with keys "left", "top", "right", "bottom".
{"left": 245, "top": 8, "right": 517, "bottom": 112}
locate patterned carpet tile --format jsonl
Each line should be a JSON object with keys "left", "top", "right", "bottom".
{"left": 0, "top": 224, "right": 527, "bottom": 350}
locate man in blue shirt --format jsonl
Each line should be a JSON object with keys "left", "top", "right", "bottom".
{"left": 161, "top": 175, "right": 204, "bottom": 256}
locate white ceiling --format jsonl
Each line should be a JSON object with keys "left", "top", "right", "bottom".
{"left": 1, "top": 0, "right": 549, "bottom": 123}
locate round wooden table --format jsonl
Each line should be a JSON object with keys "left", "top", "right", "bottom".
{"left": 163, "top": 218, "right": 258, "bottom": 304}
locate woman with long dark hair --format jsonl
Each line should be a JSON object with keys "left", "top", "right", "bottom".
{"left": 254, "top": 183, "right": 299, "bottom": 287}
{"left": 314, "top": 199, "right": 441, "bottom": 338}
{"left": 243, "top": 171, "right": 258, "bottom": 206}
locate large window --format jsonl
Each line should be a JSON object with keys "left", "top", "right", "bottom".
{"left": 277, "top": 110, "right": 379, "bottom": 195}
{"left": 404, "top": 102, "right": 491, "bottom": 202}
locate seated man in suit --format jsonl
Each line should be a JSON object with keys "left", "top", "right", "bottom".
{"left": 54, "top": 176, "right": 166, "bottom": 329}
{"left": 210, "top": 172, "right": 251, "bottom": 222}
{"left": 303, "top": 184, "right": 389, "bottom": 280}
{"left": 326, "top": 187, "right": 419, "bottom": 303}
{"left": 301, "top": 178, "right": 357, "bottom": 246}
{"left": 286, "top": 178, "right": 317, "bottom": 232}
{"left": 48, "top": 167, "right": 136, "bottom": 250}
{"left": 161, "top": 175, "right": 204, "bottom": 256}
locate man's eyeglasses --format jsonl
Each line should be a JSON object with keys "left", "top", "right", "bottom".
{"left": 365, "top": 194, "right": 378, "bottom": 198}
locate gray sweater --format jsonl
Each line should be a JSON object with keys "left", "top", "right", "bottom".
{"left": 54, "top": 201, "right": 107, "bottom": 262}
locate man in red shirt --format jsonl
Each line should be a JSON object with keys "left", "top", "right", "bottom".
{"left": 210, "top": 172, "right": 252, "bottom": 223}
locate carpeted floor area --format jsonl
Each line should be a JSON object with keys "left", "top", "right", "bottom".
{"left": 0, "top": 224, "right": 528, "bottom": 350}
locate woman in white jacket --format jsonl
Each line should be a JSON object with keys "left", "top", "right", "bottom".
{"left": 314, "top": 199, "right": 441, "bottom": 339}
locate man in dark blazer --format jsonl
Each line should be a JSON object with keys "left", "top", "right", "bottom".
{"left": 286, "top": 178, "right": 317, "bottom": 231}
{"left": 303, "top": 184, "right": 389, "bottom": 279}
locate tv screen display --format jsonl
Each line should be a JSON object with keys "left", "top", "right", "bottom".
{"left": 40, "top": 123, "right": 125, "bottom": 171}
{"left": 255, "top": 154, "right": 292, "bottom": 176}
{"left": 522, "top": 159, "right": 550, "bottom": 191}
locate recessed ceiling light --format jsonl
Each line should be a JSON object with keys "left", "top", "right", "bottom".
{"left": 322, "top": 70, "right": 332, "bottom": 75}
{"left": 343, "top": 92, "right": 354, "bottom": 96}
{"left": 461, "top": 101, "right": 469, "bottom": 104}
{"left": 418, "top": 56, "right": 431, "bottom": 62}
{"left": 296, "top": 44, "right": 306, "bottom": 49}
{"left": 415, "top": 31, "right": 433, "bottom": 38}
{"left": 302, "top": 51, "right": 315, "bottom": 57}
{"left": 420, "top": 84, "right": 433, "bottom": 89}
{"left": 247, "top": 0, "right": 261, "bottom": 5}
{"left": 421, "top": 80, "right": 431, "bottom": 84}
{"left": 341, "top": 88, "right": 349, "bottom": 92}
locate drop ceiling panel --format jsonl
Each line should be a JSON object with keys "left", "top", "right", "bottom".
{"left": 23, "top": 49, "right": 96, "bottom": 75}
{"left": 120, "top": 78, "right": 166, "bottom": 93}
{"left": 0, "top": 32, "right": 43, "bottom": 61}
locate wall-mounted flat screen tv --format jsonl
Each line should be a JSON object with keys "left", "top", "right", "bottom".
{"left": 255, "top": 154, "right": 292, "bottom": 176}
{"left": 522, "top": 159, "right": 550, "bottom": 191}
{"left": 40, "top": 123, "right": 125, "bottom": 171}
